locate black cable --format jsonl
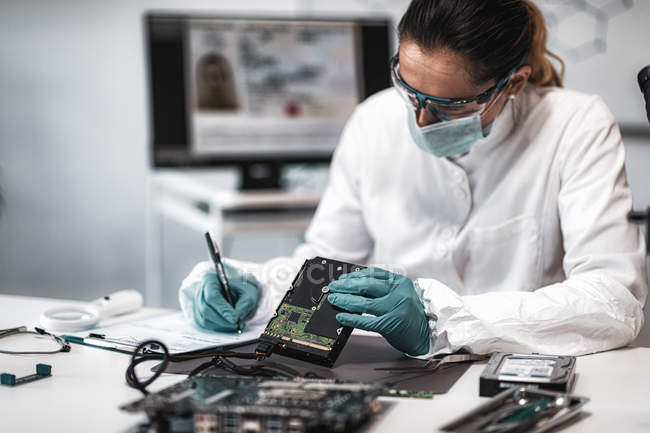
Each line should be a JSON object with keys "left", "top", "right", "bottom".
{"left": 188, "top": 357, "right": 222, "bottom": 377}
{"left": 124, "top": 339, "right": 327, "bottom": 395}
{"left": 255, "top": 360, "right": 302, "bottom": 378}
{"left": 210, "top": 356, "right": 304, "bottom": 379}
{"left": 125, "top": 340, "right": 169, "bottom": 396}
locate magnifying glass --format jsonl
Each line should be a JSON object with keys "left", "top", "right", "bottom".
{"left": 39, "top": 290, "right": 143, "bottom": 333}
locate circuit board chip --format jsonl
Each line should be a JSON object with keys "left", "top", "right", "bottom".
{"left": 288, "top": 312, "right": 301, "bottom": 323}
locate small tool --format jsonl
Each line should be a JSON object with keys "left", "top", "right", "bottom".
{"left": 375, "top": 353, "right": 489, "bottom": 373}
{"left": 1, "top": 364, "right": 52, "bottom": 387}
{"left": 39, "top": 290, "right": 143, "bottom": 333}
{"left": 441, "top": 387, "right": 589, "bottom": 433}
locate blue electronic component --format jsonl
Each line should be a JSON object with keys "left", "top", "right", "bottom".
{"left": 1, "top": 363, "right": 52, "bottom": 387}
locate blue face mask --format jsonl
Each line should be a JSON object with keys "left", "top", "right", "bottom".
{"left": 407, "top": 109, "right": 488, "bottom": 158}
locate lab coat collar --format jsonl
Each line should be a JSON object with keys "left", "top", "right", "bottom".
{"left": 455, "top": 96, "right": 517, "bottom": 160}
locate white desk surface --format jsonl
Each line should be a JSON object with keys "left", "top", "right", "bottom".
{"left": 1, "top": 294, "right": 649, "bottom": 433}
{"left": 152, "top": 171, "right": 322, "bottom": 210}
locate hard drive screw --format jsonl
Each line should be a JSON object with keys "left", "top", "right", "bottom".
{"left": 322, "top": 286, "right": 329, "bottom": 293}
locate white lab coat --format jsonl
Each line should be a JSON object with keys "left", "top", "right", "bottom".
{"left": 180, "top": 85, "right": 648, "bottom": 357}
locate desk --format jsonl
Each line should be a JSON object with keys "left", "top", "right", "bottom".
{"left": 1, "top": 295, "right": 649, "bottom": 433}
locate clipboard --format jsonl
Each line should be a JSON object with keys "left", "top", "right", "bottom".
{"left": 61, "top": 312, "right": 265, "bottom": 355}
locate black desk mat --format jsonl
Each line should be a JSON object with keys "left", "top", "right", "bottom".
{"left": 157, "top": 335, "right": 473, "bottom": 394}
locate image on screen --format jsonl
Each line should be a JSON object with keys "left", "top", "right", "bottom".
{"left": 186, "top": 19, "right": 361, "bottom": 156}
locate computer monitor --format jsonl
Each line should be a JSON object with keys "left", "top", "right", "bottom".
{"left": 145, "top": 12, "right": 393, "bottom": 189}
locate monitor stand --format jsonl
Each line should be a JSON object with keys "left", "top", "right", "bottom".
{"left": 239, "top": 162, "right": 282, "bottom": 190}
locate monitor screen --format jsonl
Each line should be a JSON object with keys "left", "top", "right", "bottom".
{"left": 146, "top": 13, "right": 392, "bottom": 167}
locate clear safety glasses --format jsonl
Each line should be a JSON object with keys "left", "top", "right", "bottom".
{"left": 0, "top": 326, "right": 71, "bottom": 355}
{"left": 390, "top": 54, "right": 519, "bottom": 121}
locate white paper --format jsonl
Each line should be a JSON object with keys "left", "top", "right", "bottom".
{"left": 76, "top": 312, "right": 265, "bottom": 354}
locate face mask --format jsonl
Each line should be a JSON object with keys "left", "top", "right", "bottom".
{"left": 407, "top": 109, "right": 486, "bottom": 158}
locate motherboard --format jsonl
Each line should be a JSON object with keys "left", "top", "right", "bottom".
{"left": 121, "top": 375, "right": 383, "bottom": 433}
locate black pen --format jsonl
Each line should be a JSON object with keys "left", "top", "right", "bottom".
{"left": 204, "top": 232, "right": 241, "bottom": 333}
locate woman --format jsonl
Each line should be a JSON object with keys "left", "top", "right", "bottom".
{"left": 180, "top": 0, "right": 647, "bottom": 357}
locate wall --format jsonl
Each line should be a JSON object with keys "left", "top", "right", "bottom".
{"left": 0, "top": 0, "right": 408, "bottom": 302}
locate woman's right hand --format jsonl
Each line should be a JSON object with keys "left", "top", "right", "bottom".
{"left": 188, "top": 264, "right": 260, "bottom": 332}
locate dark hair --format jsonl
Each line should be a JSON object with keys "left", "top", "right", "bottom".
{"left": 398, "top": 0, "right": 564, "bottom": 87}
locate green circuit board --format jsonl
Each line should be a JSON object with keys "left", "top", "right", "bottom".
{"left": 121, "top": 375, "right": 384, "bottom": 433}
{"left": 256, "top": 256, "right": 364, "bottom": 367}
{"left": 382, "top": 389, "right": 435, "bottom": 399}
{"left": 263, "top": 295, "right": 336, "bottom": 351}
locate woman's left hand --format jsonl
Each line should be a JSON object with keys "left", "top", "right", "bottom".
{"left": 327, "top": 266, "right": 431, "bottom": 356}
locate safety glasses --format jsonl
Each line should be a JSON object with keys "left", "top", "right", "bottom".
{"left": 390, "top": 54, "right": 519, "bottom": 121}
{"left": 0, "top": 326, "right": 71, "bottom": 355}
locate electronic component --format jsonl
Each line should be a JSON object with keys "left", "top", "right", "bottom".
{"left": 382, "top": 389, "right": 435, "bottom": 399}
{"left": 120, "top": 375, "right": 383, "bottom": 433}
{"left": 479, "top": 353, "right": 576, "bottom": 397}
{"left": 1, "top": 363, "right": 52, "bottom": 387}
{"left": 441, "top": 387, "right": 589, "bottom": 433}
{"left": 255, "top": 257, "right": 365, "bottom": 367}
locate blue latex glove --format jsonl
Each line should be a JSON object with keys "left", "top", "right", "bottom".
{"left": 191, "top": 264, "right": 259, "bottom": 332}
{"left": 327, "top": 267, "right": 430, "bottom": 356}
